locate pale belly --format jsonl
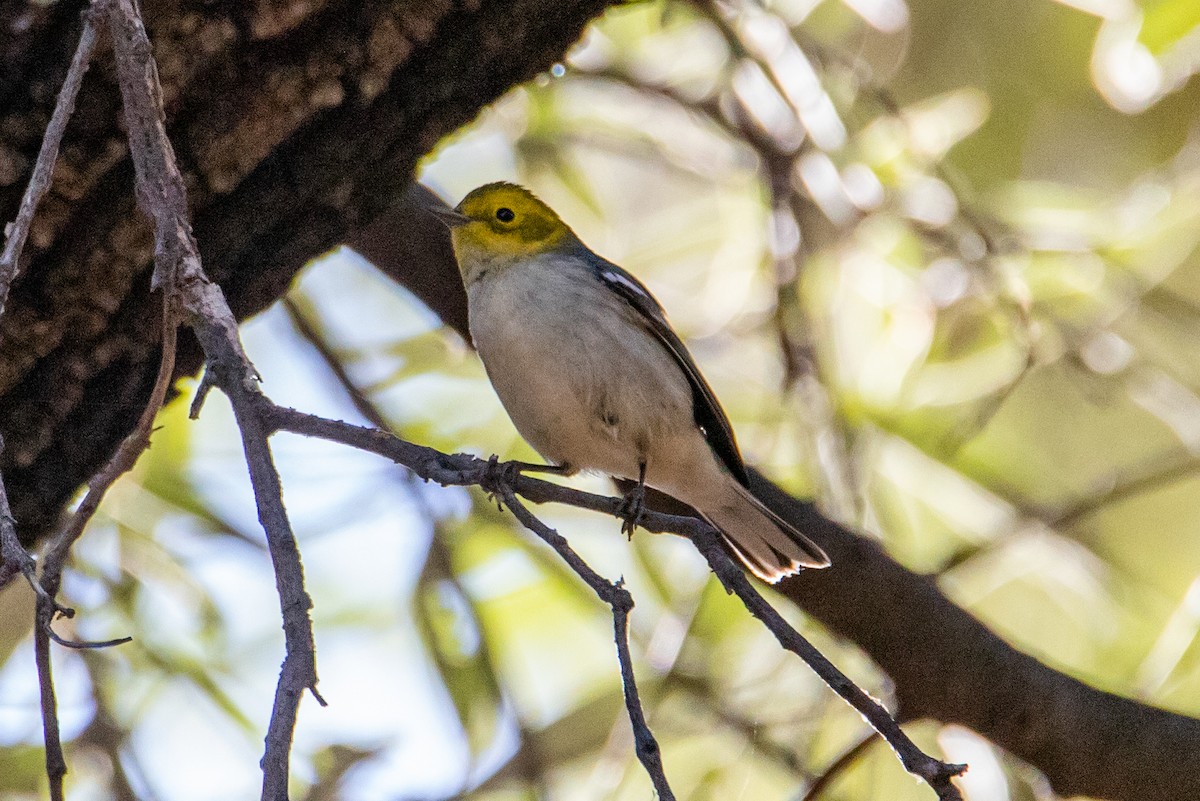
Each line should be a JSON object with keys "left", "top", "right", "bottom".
{"left": 467, "top": 258, "right": 706, "bottom": 488}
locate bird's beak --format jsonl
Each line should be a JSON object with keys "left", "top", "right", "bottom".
{"left": 427, "top": 205, "right": 472, "bottom": 228}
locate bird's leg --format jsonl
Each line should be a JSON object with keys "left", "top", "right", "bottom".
{"left": 508, "top": 460, "right": 576, "bottom": 477}
{"left": 483, "top": 456, "right": 575, "bottom": 493}
{"left": 617, "top": 460, "right": 648, "bottom": 539}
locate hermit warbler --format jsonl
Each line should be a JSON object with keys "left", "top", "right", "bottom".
{"left": 432, "top": 182, "right": 829, "bottom": 582}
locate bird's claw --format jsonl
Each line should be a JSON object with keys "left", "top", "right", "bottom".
{"left": 617, "top": 483, "right": 646, "bottom": 539}
{"left": 481, "top": 455, "right": 519, "bottom": 508}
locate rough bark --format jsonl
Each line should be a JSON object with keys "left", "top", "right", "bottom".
{"left": 0, "top": 0, "right": 613, "bottom": 542}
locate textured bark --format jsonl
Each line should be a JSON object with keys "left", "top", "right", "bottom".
{"left": 0, "top": 0, "right": 614, "bottom": 542}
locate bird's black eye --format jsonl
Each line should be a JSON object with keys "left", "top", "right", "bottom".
{"left": 495, "top": 207, "right": 515, "bottom": 223}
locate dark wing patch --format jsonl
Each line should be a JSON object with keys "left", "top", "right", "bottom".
{"left": 593, "top": 259, "right": 751, "bottom": 487}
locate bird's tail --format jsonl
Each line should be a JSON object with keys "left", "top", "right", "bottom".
{"left": 698, "top": 480, "right": 830, "bottom": 583}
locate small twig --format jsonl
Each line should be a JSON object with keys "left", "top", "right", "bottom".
{"left": 800, "top": 732, "right": 879, "bottom": 801}
{"left": 690, "top": 532, "right": 966, "bottom": 800}
{"left": 485, "top": 477, "right": 675, "bottom": 801}
{"left": 0, "top": 4, "right": 102, "bottom": 315}
{"left": 34, "top": 605, "right": 66, "bottom": 801}
{"left": 47, "top": 629, "right": 134, "bottom": 650}
{"left": 40, "top": 307, "right": 179, "bottom": 602}
{"left": 189, "top": 367, "right": 217, "bottom": 419}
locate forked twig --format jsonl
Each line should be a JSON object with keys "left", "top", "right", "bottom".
{"left": 486, "top": 476, "right": 676, "bottom": 800}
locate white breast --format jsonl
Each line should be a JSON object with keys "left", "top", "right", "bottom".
{"left": 466, "top": 254, "right": 695, "bottom": 481}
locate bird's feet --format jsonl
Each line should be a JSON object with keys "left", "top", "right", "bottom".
{"left": 617, "top": 482, "right": 646, "bottom": 540}
{"left": 481, "top": 457, "right": 574, "bottom": 499}
{"left": 480, "top": 455, "right": 516, "bottom": 508}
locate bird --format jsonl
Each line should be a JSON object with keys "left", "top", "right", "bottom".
{"left": 430, "top": 182, "right": 829, "bottom": 582}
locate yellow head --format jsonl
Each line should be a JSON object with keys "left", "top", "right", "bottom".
{"left": 435, "top": 183, "right": 580, "bottom": 284}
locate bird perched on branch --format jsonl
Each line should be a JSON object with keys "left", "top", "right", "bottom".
{"left": 431, "top": 182, "right": 829, "bottom": 582}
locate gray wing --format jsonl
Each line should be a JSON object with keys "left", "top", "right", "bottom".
{"left": 590, "top": 257, "right": 752, "bottom": 487}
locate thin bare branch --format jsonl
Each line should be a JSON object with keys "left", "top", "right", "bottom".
{"left": 0, "top": 5, "right": 102, "bottom": 315}
{"left": 484, "top": 474, "right": 676, "bottom": 796}
{"left": 0, "top": 12, "right": 117, "bottom": 798}
{"left": 0, "top": 1, "right": 104, "bottom": 599}
{"left": 34, "top": 606, "right": 66, "bottom": 801}
{"left": 690, "top": 532, "right": 966, "bottom": 800}
{"left": 488, "top": 477, "right": 676, "bottom": 800}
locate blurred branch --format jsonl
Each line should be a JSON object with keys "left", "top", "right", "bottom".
{"left": 76, "top": 652, "right": 160, "bottom": 801}
{"left": 1050, "top": 452, "right": 1200, "bottom": 529}
{"left": 800, "top": 732, "right": 879, "bottom": 801}
{"left": 672, "top": 673, "right": 813, "bottom": 777}
{"left": 283, "top": 296, "right": 391, "bottom": 429}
